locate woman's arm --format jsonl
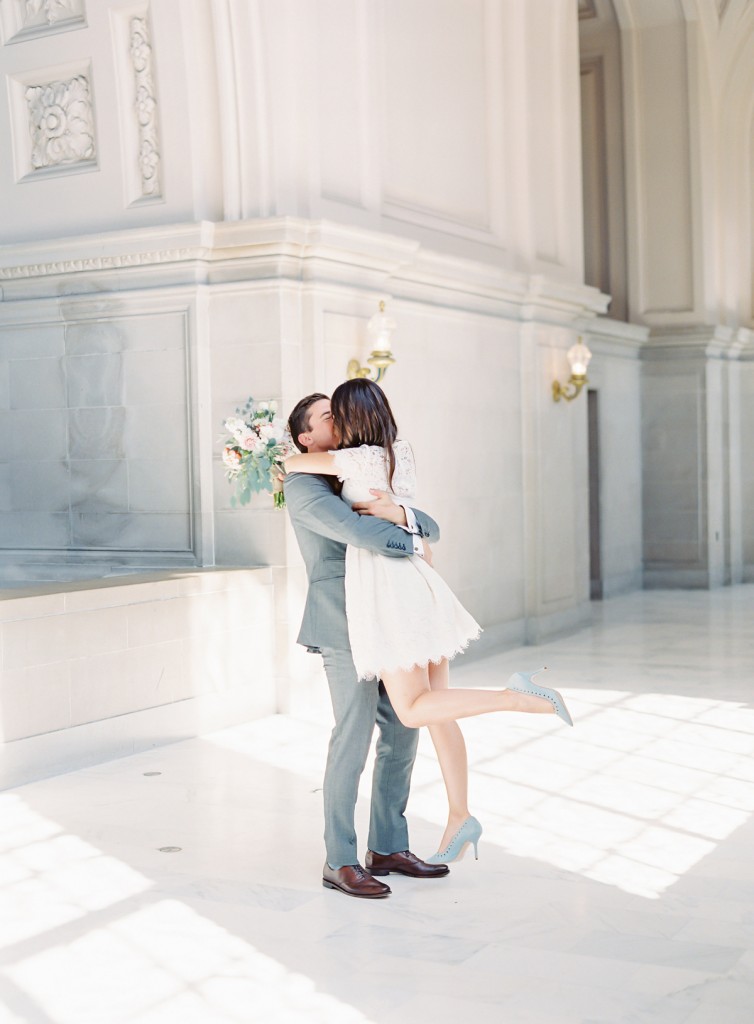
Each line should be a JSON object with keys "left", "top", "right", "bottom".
{"left": 284, "top": 473, "right": 417, "bottom": 556}
{"left": 284, "top": 451, "right": 338, "bottom": 475}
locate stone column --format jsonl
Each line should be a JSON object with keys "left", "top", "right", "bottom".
{"left": 641, "top": 328, "right": 743, "bottom": 588}
{"left": 739, "top": 329, "right": 754, "bottom": 581}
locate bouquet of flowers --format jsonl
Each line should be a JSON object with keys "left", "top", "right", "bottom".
{"left": 221, "top": 397, "right": 294, "bottom": 509}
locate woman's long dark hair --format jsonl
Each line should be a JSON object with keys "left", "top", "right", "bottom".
{"left": 330, "top": 378, "right": 398, "bottom": 487}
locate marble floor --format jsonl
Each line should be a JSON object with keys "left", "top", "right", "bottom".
{"left": 2, "top": 586, "right": 754, "bottom": 1024}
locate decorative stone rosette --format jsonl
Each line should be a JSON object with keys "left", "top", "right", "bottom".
{"left": 25, "top": 75, "right": 95, "bottom": 170}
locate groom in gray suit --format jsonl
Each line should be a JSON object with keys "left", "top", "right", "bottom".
{"left": 285, "top": 393, "right": 449, "bottom": 898}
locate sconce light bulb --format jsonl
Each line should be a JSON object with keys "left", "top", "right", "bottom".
{"left": 367, "top": 301, "right": 397, "bottom": 353}
{"left": 347, "top": 299, "right": 398, "bottom": 383}
{"left": 552, "top": 334, "right": 592, "bottom": 402}
{"left": 566, "top": 337, "right": 592, "bottom": 378}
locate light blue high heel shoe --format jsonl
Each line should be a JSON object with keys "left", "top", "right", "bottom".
{"left": 426, "top": 816, "right": 483, "bottom": 864}
{"left": 507, "top": 667, "right": 573, "bottom": 726}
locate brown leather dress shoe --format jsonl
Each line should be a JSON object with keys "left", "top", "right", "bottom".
{"left": 365, "top": 849, "right": 450, "bottom": 878}
{"left": 322, "top": 862, "right": 391, "bottom": 898}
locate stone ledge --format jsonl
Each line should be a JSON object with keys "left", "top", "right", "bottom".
{"left": 0, "top": 567, "right": 272, "bottom": 621}
{"left": 0, "top": 569, "right": 277, "bottom": 778}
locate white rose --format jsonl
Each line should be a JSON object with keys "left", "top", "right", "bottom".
{"left": 257, "top": 401, "right": 269, "bottom": 411}
{"left": 225, "top": 417, "right": 246, "bottom": 435}
{"left": 259, "top": 423, "right": 277, "bottom": 442}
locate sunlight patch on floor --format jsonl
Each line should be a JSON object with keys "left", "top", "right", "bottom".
{"left": 204, "top": 715, "right": 327, "bottom": 778}
{"left": 2, "top": 898, "right": 373, "bottom": 1024}
{"left": 0, "top": 794, "right": 151, "bottom": 948}
{"left": 200, "top": 688, "right": 754, "bottom": 901}
{"left": 0, "top": 793, "right": 374, "bottom": 1024}
{"left": 409, "top": 689, "right": 754, "bottom": 899}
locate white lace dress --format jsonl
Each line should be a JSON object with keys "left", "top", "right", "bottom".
{"left": 331, "top": 440, "right": 481, "bottom": 681}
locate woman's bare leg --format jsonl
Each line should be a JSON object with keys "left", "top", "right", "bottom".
{"left": 379, "top": 665, "right": 554, "bottom": 729}
{"left": 379, "top": 663, "right": 557, "bottom": 858}
{"left": 426, "top": 659, "right": 472, "bottom": 852}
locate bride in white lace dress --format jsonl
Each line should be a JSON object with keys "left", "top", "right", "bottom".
{"left": 284, "top": 379, "right": 573, "bottom": 862}
{"left": 320, "top": 436, "right": 481, "bottom": 682}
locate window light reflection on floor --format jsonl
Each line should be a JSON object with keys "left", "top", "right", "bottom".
{"left": 3, "top": 899, "right": 372, "bottom": 1024}
{"left": 204, "top": 688, "right": 754, "bottom": 901}
{"left": 0, "top": 1006, "right": 25, "bottom": 1024}
{"left": 0, "top": 792, "right": 374, "bottom": 1023}
{"left": 0, "top": 795, "right": 151, "bottom": 949}
{"left": 408, "top": 688, "right": 754, "bottom": 899}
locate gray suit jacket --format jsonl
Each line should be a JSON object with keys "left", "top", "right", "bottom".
{"left": 284, "top": 472, "right": 440, "bottom": 651}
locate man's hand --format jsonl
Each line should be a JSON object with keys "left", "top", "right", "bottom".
{"left": 352, "top": 489, "right": 408, "bottom": 526}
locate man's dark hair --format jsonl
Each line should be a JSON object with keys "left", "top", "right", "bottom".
{"left": 287, "top": 393, "right": 328, "bottom": 452}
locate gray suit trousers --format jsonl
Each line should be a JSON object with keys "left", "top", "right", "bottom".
{"left": 320, "top": 646, "right": 419, "bottom": 868}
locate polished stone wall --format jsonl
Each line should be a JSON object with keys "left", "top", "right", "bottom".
{"left": 0, "top": 308, "right": 192, "bottom": 556}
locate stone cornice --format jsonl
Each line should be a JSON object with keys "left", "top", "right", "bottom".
{"left": 736, "top": 326, "right": 754, "bottom": 360}
{"left": 578, "top": 316, "right": 649, "bottom": 358}
{"left": 0, "top": 217, "right": 608, "bottom": 325}
{"left": 0, "top": 248, "right": 199, "bottom": 280}
{"left": 641, "top": 325, "right": 745, "bottom": 360}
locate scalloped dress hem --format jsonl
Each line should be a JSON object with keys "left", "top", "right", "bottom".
{"left": 355, "top": 625, "right": 483, "bottom": 682}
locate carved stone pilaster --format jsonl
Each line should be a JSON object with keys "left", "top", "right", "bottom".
{"left": 25, "top": 74, "right": 95, "bottom": 170}
{"left": 129, "top": 16, "right": 161, "bottom": 199}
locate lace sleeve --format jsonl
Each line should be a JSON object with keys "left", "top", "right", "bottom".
{"left": 390, "top": 440, "right": 416, "bottom": 498}
{"left": 328, "top": 442, "right": 416, "bottom": 498}
{"left": 329, "top": 445, "right": 386, "bottom": 485}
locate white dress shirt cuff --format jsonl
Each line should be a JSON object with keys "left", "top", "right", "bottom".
{"left": 397, "top": 503, "right": 424, "bottom": 556}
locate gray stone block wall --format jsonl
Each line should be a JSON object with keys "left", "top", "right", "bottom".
{"left": 0, "top": 312, "right": 192, "bottom": 554}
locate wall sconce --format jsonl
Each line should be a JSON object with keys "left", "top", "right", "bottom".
{"left": 347, "top": 301, "right": 396, "bottom": 384}
{"left": 552, "top": 336, "right": 592, "bottom": 402}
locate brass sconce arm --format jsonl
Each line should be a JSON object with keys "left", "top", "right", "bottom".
{"left": 552, "top": 374, "right": 587, "bottom": 402}
{"left": 347, "top": 350, "right": 396, "bottom": 384}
